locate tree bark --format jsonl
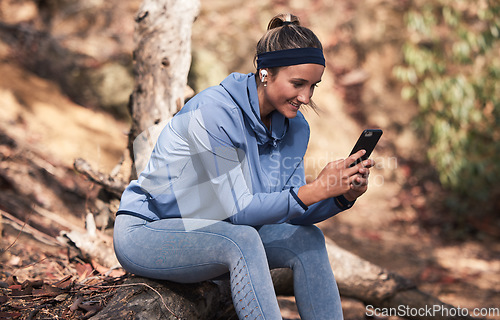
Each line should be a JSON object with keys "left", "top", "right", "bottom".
{"left": 90, "top": 276, "right": 228, "bottom": 320}
{"left": 128, "top": 0, "right": 200, "bottom": 178}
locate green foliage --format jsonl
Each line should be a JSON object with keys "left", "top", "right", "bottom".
{"left": 394, "top": 0, "right": 500, "bottom": 216}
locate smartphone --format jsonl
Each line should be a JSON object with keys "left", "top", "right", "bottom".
{"left": 348, "top": 129, "right": 383, "bottom": 167}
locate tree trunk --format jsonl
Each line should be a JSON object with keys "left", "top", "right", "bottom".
{"left": 128, "top": 0, "right": 200, "bottom": 178}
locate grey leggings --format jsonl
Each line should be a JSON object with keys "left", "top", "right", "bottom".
{"left": 113, "top": 215, "right": 343, "bottom": 320}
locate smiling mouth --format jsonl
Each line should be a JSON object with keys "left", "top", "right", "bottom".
{"left": 289, "top": 101, "right": 301, "bottom": 109}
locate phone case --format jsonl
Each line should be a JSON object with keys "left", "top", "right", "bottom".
{"left": 349, "top": 129, "right": 383, "bottom": 167}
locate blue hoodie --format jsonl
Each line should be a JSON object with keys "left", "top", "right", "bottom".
{"left": 117, "top": 72, "right": 351, "bottom": 226}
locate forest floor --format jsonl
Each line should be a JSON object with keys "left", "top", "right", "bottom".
{"left": 1, "top": 0, "right": 500, "bottom": 319}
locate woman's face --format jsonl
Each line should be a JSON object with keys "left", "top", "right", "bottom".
{"left": 260, "top": 63, "right": 325, "bottom": 119}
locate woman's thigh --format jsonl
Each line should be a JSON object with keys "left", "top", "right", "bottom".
{"left": 113, "top": 215, "right": 264, "bottom": 282}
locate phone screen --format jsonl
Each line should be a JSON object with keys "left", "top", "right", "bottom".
{"left": 348, "top": 129, "right": 383, "bottom": 167}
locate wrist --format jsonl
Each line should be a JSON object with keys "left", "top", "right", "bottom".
{"left": 343, "top": 192, "right": 357, "bottom": 202}
{"left": 297, "top": 181, "right": 325, "bottom": 206}
{"left": 335, "top": 194, "right": 356, "bottom": 209}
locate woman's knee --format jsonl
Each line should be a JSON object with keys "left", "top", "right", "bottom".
{"left": 260, "top": 223, "right": 327, "bottom": 255}
{"left": 291, "top": 224, "right": 327, "bottom": 254}
{"left": 199, "top": 223, "right": 265, "bottom": 263}
{"left": 301, "top": 224, "right": 326, "bottom": 244}
{"left": 226, "top": 224, "right": 263, "bottom": 248}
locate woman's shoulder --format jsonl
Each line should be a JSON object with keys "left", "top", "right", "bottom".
{"left": 183, "top": 84, "right": 241, "bottom": 114}
{"left": 173, "top": 84, "right": 244, "bottom": 137}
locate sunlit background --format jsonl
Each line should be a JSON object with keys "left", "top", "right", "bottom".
{"left": 0, "top": 0, "right": 499, "bottom": 318}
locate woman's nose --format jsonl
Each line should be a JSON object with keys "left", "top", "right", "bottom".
{"left": 297, "top": 88, "right": 311, "bottom": 105}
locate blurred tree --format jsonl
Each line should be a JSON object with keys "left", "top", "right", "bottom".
{"left": 393, "top": 0, "right": 500, "bottom": 221}
{"left": 128, "top": 0, "right": 200, "bottom": 179}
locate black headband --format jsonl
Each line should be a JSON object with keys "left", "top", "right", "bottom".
{"left": 257, "top": 47, "right": 325, "bottom": 70}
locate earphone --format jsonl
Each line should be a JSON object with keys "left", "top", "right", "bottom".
{"left": 260, "top": 69, "right": 268, "bottom": 83}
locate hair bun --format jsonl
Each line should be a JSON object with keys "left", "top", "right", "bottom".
{"left": 267, "top": 13, "right": 300, "bottom": 30}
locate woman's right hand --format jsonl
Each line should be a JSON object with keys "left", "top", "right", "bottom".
{"left": 297, "top": 150, "right": 373, "bottom": 206}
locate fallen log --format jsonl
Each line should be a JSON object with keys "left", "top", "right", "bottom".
{"left": 272, "top": 239, "right": 472, "bottom": 320}
{"left": 326, "top": 238, "right": 472, "bottom": 320}
{"left": 90, "top": 276, "right": 231, "bottom": 320}
{"left": 57, "top": 212, "right": 120, "bottom": 269}
{"left": 272, "top": 238, "right": 473, "bottom": 320}
{"left": 73, "top": 158, "right": 127, "bottom": 199}
{"left": 87, "top": 237, "right": 473, "bottom": 320}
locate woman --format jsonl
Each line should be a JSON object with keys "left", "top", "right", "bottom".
{"left": 114, "top": 13, "right": 373, "bottom": 320}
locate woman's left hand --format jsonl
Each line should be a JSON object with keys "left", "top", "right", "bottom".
{"left": 343, "top": 160, "right": 373, "bottom": 201}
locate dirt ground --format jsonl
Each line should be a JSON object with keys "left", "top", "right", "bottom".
{"left": 1, "top": 0, "right": 499, "bottom": 319}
